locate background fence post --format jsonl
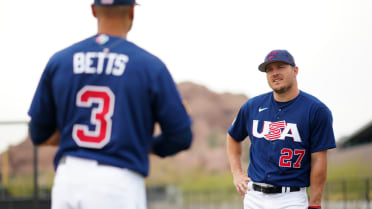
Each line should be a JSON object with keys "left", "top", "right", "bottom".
{"left": 33, "top": 146, "right": 39, "bottom": 209}
{"left": 366, "top": 178, "right": 370, "bottom": 209}
{"left": 324, "top": 182, "right": 329, "bottom": 209}
{"left": 342, "top": 179, "right": 347, "bottom": 209}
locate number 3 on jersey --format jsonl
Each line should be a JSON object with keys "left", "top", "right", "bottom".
{"left": 72, "top": 86, "right": 115, "bottom": 149}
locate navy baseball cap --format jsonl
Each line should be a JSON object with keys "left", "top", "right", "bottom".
{"left": 258, "top": 50, "right": 296, "bottom": 72}
{"left": 94, "top": 0, "right": 136, "bottom": 5}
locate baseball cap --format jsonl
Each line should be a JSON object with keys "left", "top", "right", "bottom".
{"left": 94, "top": 0, "right": 136, "bottom": 5}
{"left": 258, "top": 50, "right": 296, "bottom": 72}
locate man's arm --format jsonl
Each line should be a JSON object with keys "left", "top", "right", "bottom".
{"left": 226, "top": 133, "right": 250, "bottom": 197}
{"left": 40, "top": 130, "right": 60, "bottom": 146}
{"left": 152, "top": 126, "right": 192, "bottom": 157}
{"left": 29, "top": 120, "right": 59, "bottom": 146}
{"left": 309, "top": 150, "right": 328, "bottom": 207}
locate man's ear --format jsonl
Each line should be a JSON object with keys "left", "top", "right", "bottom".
{"left": 129, "top": 5, "right": 135, "bottom": 20}
{"left": 294, "top": 66, "right": 299, "bottom": 76}
{"left": 91, "top": 4, "right": 97, "bottom": 17}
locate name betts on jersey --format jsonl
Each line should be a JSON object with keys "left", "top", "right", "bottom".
{"left": 73, "top": 52, "right": 129, "bottom": 76}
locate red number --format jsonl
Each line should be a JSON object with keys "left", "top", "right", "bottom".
{"left": 279, "top": 148, "right": 306, "bottom": 168}
{"left": 72, "top": 86, "right": 115, "bottom": 149}
{"left": 279, "top": 148, "right": 292, "bottom": 167}
{"left": 293, "top": 149, "right": 305, "bottom": 168}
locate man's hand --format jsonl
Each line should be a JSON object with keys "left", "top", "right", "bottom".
{"left": 232, "top": 172, "right": 251, "bottom": 198}
{"left": 226, "top": 133, "right": 250, "bottom": 198}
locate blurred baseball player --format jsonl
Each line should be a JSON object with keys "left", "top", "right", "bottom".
{"left": 28, "top": 0, "right": 193, "bottom": 209}
{"left": 227, "top": 50, "right": 336, "bottom": 209}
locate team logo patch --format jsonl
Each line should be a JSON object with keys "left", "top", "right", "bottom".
{"left": 96, "top": 34, "right": 110, "bottom": 45}
{"left": 266, "top": 50, "right": 278, "bottom": 62}
{"left": 100, "top": 0, "right": 114, "bottom": 4}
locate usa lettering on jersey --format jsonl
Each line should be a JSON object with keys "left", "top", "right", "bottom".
{"left": 73, "top": 52, "right": 129, "bottom": 76}
{"left": 252, "top": 120, "right": 302, "bottom": 142}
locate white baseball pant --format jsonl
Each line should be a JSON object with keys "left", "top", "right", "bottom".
{"left": 51, "top": 156, "right": 146, "bottom": 209}
{"left": 244, "top": 181, "right": 308, "bottom": 209}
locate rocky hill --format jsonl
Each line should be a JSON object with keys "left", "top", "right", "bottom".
{"left": 0, "top": 82, "right": 249, "bottom": 181}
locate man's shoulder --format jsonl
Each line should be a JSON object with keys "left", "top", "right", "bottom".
{"left": 239, "top": 92, "right": 272, "bottom": 110}
{"left": 126, "top": 41, "right": 165, "bottom": 66}
{"left": 247, "top": 92, "right": 272, "bottom": 104}
{"left": 253, "top": 92, "right": 272, "bottom": 100}
{"left": 48, "top": 36, "right": 95, "bottom": 61}
{"left": 48, "top": 35, "right": 166, "bottom": 68}
{"left": 299, "top": 91, "right": 329, "bottom": 109}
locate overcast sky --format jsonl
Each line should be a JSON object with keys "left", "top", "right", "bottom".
{"left": 1, "top": 0, "right": 372, "bottom": 152}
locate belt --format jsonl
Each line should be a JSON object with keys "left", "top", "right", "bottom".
{"left": 252, "top": 183, "right": 301, "bottom": 194}
{"left": 58, "top": 156, "right": 100, "bottom": 166}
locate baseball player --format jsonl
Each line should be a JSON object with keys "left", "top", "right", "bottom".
{"left": 28, "top": 1, "right": 193, "bottom": 209}
{"left": 226, "top": 50, "right": 336, "bottom": 209}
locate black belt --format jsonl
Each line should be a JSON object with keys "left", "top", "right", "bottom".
{"left": 252, "top": 183, "right": 301, "bottom": 194}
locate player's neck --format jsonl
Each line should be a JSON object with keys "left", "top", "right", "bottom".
{"left": 273, "top": 87, "right": 300, "bottom": 102}
{"left": 97, "top": 19, "right": 131, "bottom": 39}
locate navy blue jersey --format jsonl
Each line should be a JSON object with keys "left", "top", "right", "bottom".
{"left": 228, "top": 91, "right": 336, "bottom": 187}
{"left": 28, "top": 34, "right": 191, "bottom": 176}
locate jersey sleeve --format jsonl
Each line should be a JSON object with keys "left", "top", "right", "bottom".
{"left": 309, "top": 106, "right": 336, "bottom": 153}
{"left": 152, "top": 126, "right": 193, "bottom": 157}
{"left": 228, "top": 103, "right": 248, "bottom": 142}
{"left": 28, "top": 59, "right": 57, "bottom": 129}
{"left": 151, "top": 64, "right": 191, "bottom": 134}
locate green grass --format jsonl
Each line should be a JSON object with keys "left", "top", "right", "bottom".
{"left": 327, "top": 160, "right": 372, "bottom": 181}
{"left": 179, "top": 172, "right": 239, "bottom": 203}
{"left": 180, "top": 172, "right": 235, "bottom": 192}
{"left": 6, "top": 173, "right": 34, "bottom": 197}
{"left": 324, "top": 178, "right": 372, "bottom": 201}
{"left": 147, "top": 165, "right": 236, "bottom": 192}
{"left": 6, "top": 171, "right": 54, "bottom": 197}
{"left": 320, "top": 160, "right": 372, "bottom": 201}
{"left": 5, "top": 158, "right": 372, "bottom": 201}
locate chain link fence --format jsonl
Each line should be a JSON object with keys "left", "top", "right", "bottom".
{"left": 147, "top": 179, "right": 372, "bottom": 209}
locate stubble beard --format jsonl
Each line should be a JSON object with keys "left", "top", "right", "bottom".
{"left": 272, "top": 82, "right": 292, "bottom": 95}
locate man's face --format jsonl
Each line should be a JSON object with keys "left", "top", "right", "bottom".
{"left": 265, "top": 62, "right": 298, "bottom": 94}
